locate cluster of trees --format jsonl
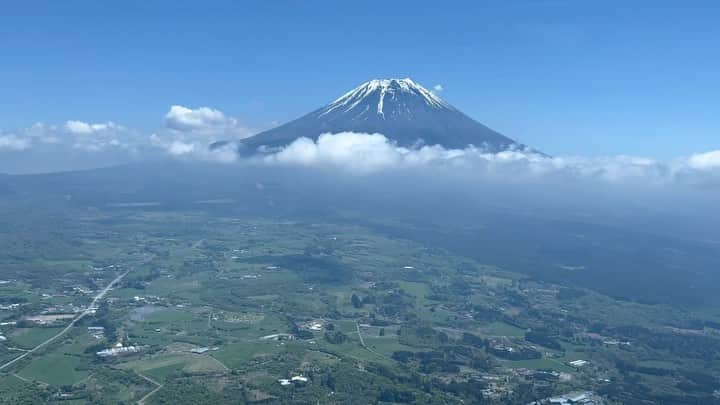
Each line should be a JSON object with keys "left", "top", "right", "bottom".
{"left": 393, "top": 345, "right": 492, "bottom": 374}
{"left": 0, "top": 383, "right": 50, "bottom": 404}
{"left": 148, "top": 379, "right": 243, "bottom": 404}
{"left": 376, "top": 289, "right": 415, "bottom": 318}
{"left": 378, "top": 388, "right": 415, "bottom": 403}
{"left": 556, "top": 287, "right": 587, "bottom": 300}
{"left": 89, "top": 301, "right": 118, "bottom": 343}
{"left": 287, "top": 318, "right": 314, "bottom": 340}
{"left": 282, "top": 362, "right": 453, "bottom": 404}
{"left": 324, "top": 330, "right": 347, "bottom": 344}
{"left": 611, "top": 324, "right": 720, "bottom": 359}
{"left": 524, "top": 330, "right": 562, "bottom": 350}
{"left": 350, "top": 293, "right": 375, "bottom": 308}
{"left": 392, "top": 350, "right": 460, "bottom": 373}
{"left": 121, "top": 268, "right": 161, "bottom": 290}
{"left": 398, "top": 325, "right": 449, "bottom": 347}
{"left": 615, "top": 359, "right": 672, "bottom": 376}
{"left": 615, "top": 359, "right": 718, "bottom": 394}
{"left": 461, "top": 332, "right": 487, "bottom": 348}
{"left": 0, "top": 296, "right": 27, "bottom": 305}
{"left": 471, "top": 304, "right": 503, "bottom": 322}
{"left": 427, "top": 279, "right": 472, "bottom": 302}
{"left": 599, "top": 376, "right": 720, "bottom": 405}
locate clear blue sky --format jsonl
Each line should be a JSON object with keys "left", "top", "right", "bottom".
{"left": 1, "top": 0, "right": 718, "bottom": 157}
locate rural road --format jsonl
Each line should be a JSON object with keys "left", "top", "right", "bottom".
{"left": 0, "top": 268, "right": 131, "bottom": 371}
{"left": 137, "top": 373, "right": 163, "bottom": 405}
{"left": 355, "top": 321, "right": 387, "bottom": 359}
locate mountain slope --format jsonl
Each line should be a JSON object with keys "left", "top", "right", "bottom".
{"left": 237, "top": 78, "right": 525, "bottom": 152}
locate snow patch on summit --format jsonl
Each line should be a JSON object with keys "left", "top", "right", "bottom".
{"left": 377, "top": 85, "right": 387, "bottom": 118}
{"left": 319, "top": 78, "right": 453, "bottom": 119}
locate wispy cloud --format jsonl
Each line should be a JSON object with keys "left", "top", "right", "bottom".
{"left": 65, "top": 120, "right": 123, "bottom": 135}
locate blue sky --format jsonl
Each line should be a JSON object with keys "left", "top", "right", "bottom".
{"left": 1, "top": 0, "right": 718, "bottom": 157}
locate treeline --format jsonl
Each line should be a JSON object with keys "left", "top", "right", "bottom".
{"left": 610, "top": 325, "right": 720, "bottom": 359}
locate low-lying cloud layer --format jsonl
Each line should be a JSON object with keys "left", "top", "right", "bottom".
{"left": 253, "top": 132, "right": 720, "bottom": 189}
{"left": 1, "top": 110, "right": 718, "bottom": 192}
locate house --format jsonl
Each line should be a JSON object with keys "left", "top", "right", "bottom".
{"left": 96, "top": 344, "right": 143, "bottom": 357}
{"left": 536, "top": 391, "right": 604, "bottom": 405}
{"left": 278, "top": 375, "right": 308, "bottom": 386}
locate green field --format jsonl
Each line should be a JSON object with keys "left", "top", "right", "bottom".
{"left": 9, "top": 328, "right": 64, "bottom": 349}
{"left": 484, "top": 322, "right": 526, "bottom": 337}
{"left": 18, "top": 341, "right": 92, "bottom": 385}
{"left": 121, "top": 353, "right": 227, "bottom": 382}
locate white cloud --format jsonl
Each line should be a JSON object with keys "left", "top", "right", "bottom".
{"left": 687, "top": 150, "right": 720, "bottom": 170}
{"left": 167, "top": 140, "right": 195, "bottom": 155}
{"left": 164, "top": 105, "right": 226, "bottom": 131}
{"left": 164, "top": 105, "right": 250, "bottom": 138}
{"left": 433, "top": 84, "right": 444, "bottom": 93}
{"left": 257, "top": 132, "right": 720, "bottom": 187}
{"left": 1, "top": 115, "right": 719, "bottom": 190}
{"left": 65, "top": 120, "right": 121, "bottom": 135}
{"left": 0, "top": 104, "right": 245, "bottom": 171}
{"left": 0, "top": 120, "right": 151, "bottom": 174}
{"left": 0, "top": 105, "right": 255, "bottom": 171}
{"left": 263, "top": 132, "right": 544, "bottom": 174}
{"left": 65, "top": 120, "right": 93, "bottom": 134}
{"left": 268, "top": 132, "right": 401, "bottom": 173}
{"left": 147, "top": 132, "right": 238, "bottom": 163}
{"left": 0, "top": 134, "right": 31, "bottom": 151}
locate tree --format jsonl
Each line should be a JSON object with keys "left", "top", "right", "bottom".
{"left": 351, "top": 293, "right": 363, "bottom": 308}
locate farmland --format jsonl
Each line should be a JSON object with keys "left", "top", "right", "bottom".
{"left": 0, "top": 205, "right": 719, "bottom": 404}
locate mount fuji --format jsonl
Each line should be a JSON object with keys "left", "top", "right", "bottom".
{"left": 227, "top": 78, "right": 527, "bottom": 152}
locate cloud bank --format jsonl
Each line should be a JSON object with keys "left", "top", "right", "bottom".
{"left": 1, "top": 108, "right": 718, "bottom": 193}
{"left": 253, "top": 132, "right": 720, "bottom": 188}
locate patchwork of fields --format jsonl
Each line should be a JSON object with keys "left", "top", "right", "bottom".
{"left": 0, "top": 209, "right": 718, "bottom": 404}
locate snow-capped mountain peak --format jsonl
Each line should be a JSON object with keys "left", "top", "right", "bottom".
{"left": 320, "top": 78, "right": 453, "bottom": 119}
{"left": 233, "top": 77, "right": 528, "bottom": 152}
